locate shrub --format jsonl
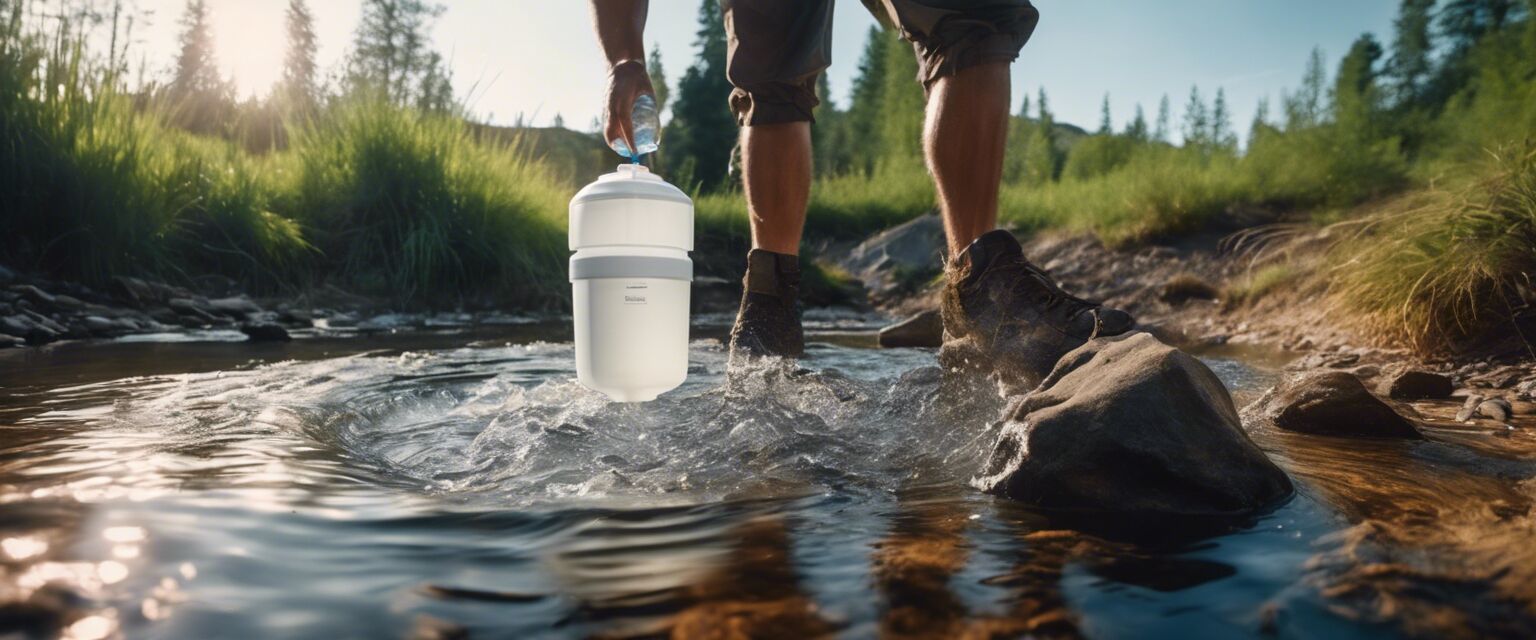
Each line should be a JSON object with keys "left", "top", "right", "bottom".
{"left": 1329, "top": 142, "right": 1536, "bottom": 351}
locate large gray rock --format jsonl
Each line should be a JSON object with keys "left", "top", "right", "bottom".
{"left": 837, "top": 214, "right": 944, "bottom": 299}
{"left": 974, "top": 332, "right": 1294, "bottom": 515}
{"left": 878, "top": 309, "right": 942, "bottom": 348}
{"left": 1378, "top": 370, "right": 1453, "bottom": 400}
{"left": 1249, "top": 372, "right": 1422, "bottom": 439}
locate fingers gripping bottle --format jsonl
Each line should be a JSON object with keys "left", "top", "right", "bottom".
{"left": 568, "top": 164, "right": 692, "bottom": 402}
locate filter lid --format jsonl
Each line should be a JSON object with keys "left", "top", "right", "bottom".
{"left": 569, "top": 164, "right": 693, "bottom": 252}
{"left": 570, "top": 164, "right": 691, "bottom": 207}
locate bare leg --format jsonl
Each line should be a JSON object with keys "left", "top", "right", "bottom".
{"left": 925, "top": 62, "right": 1011, "bottom": 259}
{"left": 741, "top": 122, "right": 812, "bottom": 256}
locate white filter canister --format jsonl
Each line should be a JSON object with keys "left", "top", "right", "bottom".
{"left": 569, "top": 164, "right": 693, "bottom": 402}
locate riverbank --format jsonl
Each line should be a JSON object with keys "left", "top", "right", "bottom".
{"left": 6, "top": 207, "right": 1533, "bottom": 394}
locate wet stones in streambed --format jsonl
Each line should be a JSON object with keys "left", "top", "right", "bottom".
{"left": 973, "top": 332, "right": 1294, "bottom": 515}
{"left": 1248, "top": 372, "right": 1422, "bottom": 439}
{"left": 1456, "top": 395, "right": 1514, "bottom": 423}
{"left": 1378, "top": 369, "right": 1454, "bottom": 400}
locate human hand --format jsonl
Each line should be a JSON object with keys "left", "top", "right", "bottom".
{"left": 604, "top": 59, "right": 655, "bottom": 156}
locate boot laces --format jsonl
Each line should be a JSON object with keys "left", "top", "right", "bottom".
{"left": 993, "top": 257, "right": 1102, "bottom": 319}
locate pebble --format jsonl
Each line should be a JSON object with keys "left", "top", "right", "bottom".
{"left": 1456, "top": 395, "right": 1485, "bottom": 422}
{"left": 8, "top": 284, "right": 55, "bottom": 306}
{"left": 1477, "top": 398, "right": 1513, "bottom": 423}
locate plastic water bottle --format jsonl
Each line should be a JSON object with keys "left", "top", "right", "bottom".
{"left": 608, "top": 93, "right": 659, "bottom": 161}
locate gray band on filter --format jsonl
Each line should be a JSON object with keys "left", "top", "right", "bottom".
{"left": 570, "top": 255, "right": 693, "bottom": 281}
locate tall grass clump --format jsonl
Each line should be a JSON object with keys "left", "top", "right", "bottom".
{"left": 996, "top": 128, "right": 1406, "bottom": 247}
{"left": 0, "top": 2, "right": 307, "bottom": 287}
{"left": 287, "top": 97, "right": 568, "bottom": 305}
{"left": 1000, "top": 147, "right": 1250, "bottom": 246}
{"left": 1329, "top": 142, "right": 1536, "bottom": 351}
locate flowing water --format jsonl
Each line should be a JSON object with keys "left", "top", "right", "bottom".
{"left": 1, "top": 318, "right": 1534, "bottom": 639}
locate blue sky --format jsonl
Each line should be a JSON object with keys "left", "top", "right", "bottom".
{"left": 124, "top": 0, "right": 1400, "bottom": 144}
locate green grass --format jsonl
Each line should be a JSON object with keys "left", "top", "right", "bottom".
{"left": 1225, "top": 264, "right": 1298, "bottom": 307}
{"left": 0, "top": 17, "right": 308, "bottom": 286}
{"left": 1328, "top": 142, "right": 1536, "bottom": 351}
{"left": 0, "top": 6, "right": 569, "bottom": 307}
{"left": 285, "top": 99, "right": 568, "bottom": 304}
{"left": 999, "top": 129, "right": 1407, "bottom": 247}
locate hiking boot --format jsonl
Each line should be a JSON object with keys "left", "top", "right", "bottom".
{"left": 940, "top": 230, "right": 1134, "bottom": 390}
{"left": 728, "top": 249, "right": 805, "bottom": 362}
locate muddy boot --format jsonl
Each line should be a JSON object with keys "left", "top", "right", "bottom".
{"left": 940, "top": 230, "right": 1135, "bottom": 391}
{"left": 728, "top": 249, "right": 805, "bottom": 362}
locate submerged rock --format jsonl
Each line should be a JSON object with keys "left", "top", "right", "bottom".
{"left": 878, "top": 309, "right": 943, "bottom": 348}
{"left": 1379, "top": 370, "right": 1454, "bottom": 400}
{"left": 974, "top": 332, "right": 1293, "bottom": 516}
{"left": 1250, "top": 372, "right": 1421, "bottom": 439}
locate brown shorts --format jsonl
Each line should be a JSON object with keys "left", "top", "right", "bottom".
{"left": 722, "top": 0, "right": 1039, "bottom": 126}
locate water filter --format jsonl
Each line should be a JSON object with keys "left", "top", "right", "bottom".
{"left": 569, "top": 164, "right": 693, "bottom": 402}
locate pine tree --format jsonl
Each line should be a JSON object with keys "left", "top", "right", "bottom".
{"left": 1430, "top": 0, "right": 1520, "bottom": 105}
{"left": 647, "top": 47, "right": 669, "bottom": 115}
{"left": 844, "top": 26, "right": 887, "bottom": 175}
{"left": 1284, "top": 48, "right": 1328, "bottom": 129}
{"left": 279, "top": 0, "right": 318, "bottom": 110}
{"left": 1335, "top": 33, "right": 1385, "bottom": 137}
{"left": 1210, "top": 87, "right": 1234, "bottom": 150}
{"left": 1126, "top": 104, "right": 1148, "bottom": 141}
{"left": 1249, "top": 96, "right": 1273, "bottom": 144}
{"left": 1439, "top": 0, "right": 1516, "bottom": 50}
{"left": 1182, "top": 85, "right": 1209, "bottom": 147}
{"left": 1388, "top": 0, "right": 1435, "bottom": 107}
{"left": 878, "top": 28, "right": 925, "bottom": 167}
{"left": 347, "top": 0, "right": 450, "bottom": 107}
{"left": 414, "top": 49, "right": 453, "bottom": 111}
{"left": 812, "top": 73, "right": 850, "bottom": 175}
{"left": 1023, "top": 88, "right": 1058, "bottom": 183}
{"left": 171, "top": 0, "right": 226, "bottom": 100}
{"left": 664, "top": 0, "right": 735, "bottom": 190}
{"left": 169, "top": 0, "right": 231, "bottom": 134}
{"left": 1098, "top": 93, "right": 1113, "bottom": 134}
{"left": 1003, "top": 92, "right": 1031, "bottom": 180}
{"left": 1153, "top": 94, "right": 1171, "bottom": 142}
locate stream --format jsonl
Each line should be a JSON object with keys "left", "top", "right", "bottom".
{"left": 1, "top": 315, "right": 1533, "bottom": 638}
